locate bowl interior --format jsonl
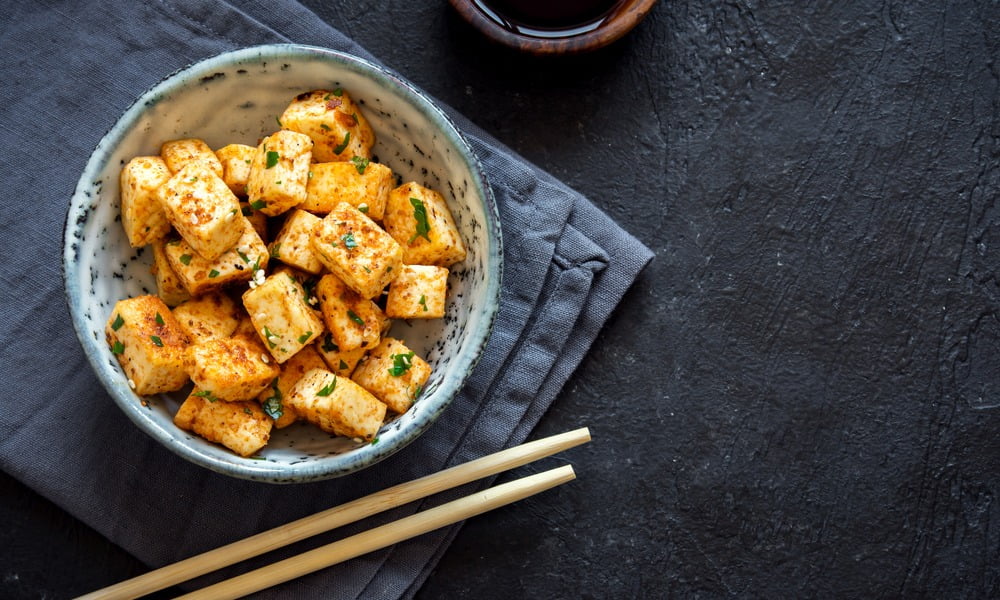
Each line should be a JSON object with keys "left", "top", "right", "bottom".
{"left": 64, "top": 45, "right": 501, "bottom": 483}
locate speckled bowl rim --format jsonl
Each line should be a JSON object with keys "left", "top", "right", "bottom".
{"left": 62, "top": 44, "right": 502, "bottom": 483}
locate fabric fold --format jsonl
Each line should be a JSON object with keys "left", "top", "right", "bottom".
{"left": 0, "top": 1, "right": 653, "bottom": 598}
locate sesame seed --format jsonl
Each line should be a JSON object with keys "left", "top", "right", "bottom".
{"left": 127, "top": 379, "right": 136, "bottom": 389}
{"left": 260, "top": 354, "right": 270, "bottom": 364}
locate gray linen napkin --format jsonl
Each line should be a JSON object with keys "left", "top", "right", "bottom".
{"left": 0, "top": 1, "right": 653, "bottom": 597}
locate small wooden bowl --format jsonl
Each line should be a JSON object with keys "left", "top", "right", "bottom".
{"left": 449, "top": 0, "right": 658, "bottom": 55}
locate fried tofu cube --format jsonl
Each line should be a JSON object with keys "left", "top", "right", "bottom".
{"left": 279, "top": 89, "right": 375, "bottom": 162}
{"left": 245, "top": 130, "right": 313, "bottom": 217}
{"left": 215, "top": 143, "right": 256, "bottom": 196}
{"left": 287, "top": 368, "right": 386, "bottom": 441}
{"left": 383, "top": 182, "right": 467, "bottom": 267}
{"left": 151, "top": 239, "right": 191, "bottom": 307}
{"left": 268, "top": 209, "right": 324, "bottom": 274}
{"left": 385, "top": 265, "right": 448, "bottom": 319}
{"left": 156, "top": 163, "right": 244, "bottom": 260}
{"left": 161, "top": 138, "right": 224, "bottom": 177}
{"left": 351, "top": 337, "right": 431, "bottom": 414}
{"left": 315, "top": 274, "right": 382, "bottom": 352}
{"left": 174, "top": 390, "right": 272, "bottom": 457}
{"left": 163, "top": 218, "right": 269, "bottom": 296}
{"left": 310, "top": 202, "right": 403, "bottom": 299}
{"left": 120, "top": 156, "right": 173, "bottom": 248}
{"left": 105, "top": 295, "right": 190, "bottom": 395}
{"left": 300, "top": 160, "right": 393, "bottom": 219}
{"left": 172, "top": 292, "right": 240, "bottom": 344}
{"left": 184, "top": 336, "right": 279, "bottom": 402}
{"left": 257, "top": 344, "right": 327, "bottom": 428}
{"left": 242, "top": 271, "right": 325, "bottom": 363}
{"left": 314, "top": 332, "right": 367, "bottom": 377}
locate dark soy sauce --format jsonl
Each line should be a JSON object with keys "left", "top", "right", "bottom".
{"left": 474, "top": 0, "right": 623, "bottom": 38}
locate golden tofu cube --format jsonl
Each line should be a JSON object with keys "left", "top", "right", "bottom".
{"left": 257, "top": 344, "right": 327, "bottom": 428}
{"left": 151, "top": 239, "right": 191, "bottom": 307}
{"left": 310, "top": 202, "right": 403, "bottom": 299}
{"left": 156, "top": 162, "right": 244, "bottom": 260}
{"left": 351, "top": 337, "right": 431, "bottom": 414}
{"left": 287, "top": 368, "right": 386, "bottom": 441}
{"left": 315, "top": 332, "right": 367, "bottom": 377}
{"left": 172, "top": 292, "right": 240, "bottom": 344}
{"left": 315, "top": 274, "right": 382, "bottom": 352}
{"left": 242, "top": 271, "right": 325, "bottom": 363}
{"left": 385, "top": 265, "right": 448, "bottom": 319}
{"left": 279, "top": 89, "right": 375, "bottom": 163}
{"left": 383, "top": 182, "right": 467, "bottom": 267}
{"left": 174, "top": 390, "right": 272, "bottom": 457}
{"left": 215, "top": 143, "right": 256, "bottom": 196}
{"left": 269, "top": 209, "right": 324, "bottom": 274}
{"left": 301, "top": 160, "right": 393, "bottom": 219}
{"left": 105, "top": 295, "right": 190, "bottom": 395}
{"left": 160, "top": 138, "right": 224, "bottom": 177}
{"left": 184, "top": 336, "right": 280, "bottom": 402}
{"left": 246, "top": 130, "right": 313, "bottom": 217}
{"left": 163, "top": 218, "right": 269, "bottom": 296}
{"left": 120, "top": 156, "right": 173, "bottom": 248}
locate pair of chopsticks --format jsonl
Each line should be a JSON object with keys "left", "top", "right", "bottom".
{"left": 77, "top": 427, "right": 590, "bottom": 599}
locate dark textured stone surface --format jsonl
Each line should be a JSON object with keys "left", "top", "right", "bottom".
{"left": 4, "top": 1, "right": 1000, "bottom": 598}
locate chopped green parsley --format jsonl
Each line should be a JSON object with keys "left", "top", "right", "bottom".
{"left": 388, "top": 351, "right": 415, "bottom": 376}
{"left": 265, "top": 150, "right": 280, "bottom": 169}
{"left": 317, "top": 377, "right": 337, "bottom": 397}
{"left": 333, "top": 131, "right": 351, "bottom": 155}
{"left": 351, "top": 156, "right": 369, "bottom": 175}
{"left": 111, "top": 313, "right": 125, "bottom": 331}
{"left": 409, "top": 197, "right": 431, "bottom": 243}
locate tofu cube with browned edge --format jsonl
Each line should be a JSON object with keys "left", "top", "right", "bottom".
{"left": 156, "top": 163, "right": 244, "bottom": 260}
{"left": 385, "top": 264, "right": 449, "bottom": 319}
{"left": 151, "top": 240, "right": 191, "bottom": 307}
{"left": 383, "top": 182, "right": 467, "bottom": 267}
{"left": 120, "top": 156, "right": 173, "bottom": 248}
{"left": 184, "top": 336, "right": 279, "bottom": 402}
{"left": 269, "top": 209, "right": 324, "bottom": 274}
{"left": 174, "top": 389, "right": 272, "bottom": 457}
{"left": 351, "top": 337, "right": 431, "bottom": 415}
{"left": 310, "top": 202, "right": 403, "bottom": 299}
{"left": 287, "top": 368, "right": 386, "bottom": 441}
{"left": 245, "top": 130, "right": 313, "bottom": 217}
{"left": 279, "top": 89, "right": 375, "bottom": 163}
{"left": 301, "top": 160, "right": 393, "bottom": 219}
{"left": 315, "top": 273, "right": 382, "bottom": 352}
{"left": 242, "top": 271, "right": 325, "bottom": 363}
{"left": 105, "top": 295, "right": 190, "bottom": 395}
{"left": 161, "top": 138, "right": 224, "bottom": 177}
{"left": 314, "top": 332, "right": 367, "bottom": 377}
{"left": 215, "top": 143, "right": 256, "bottom": 196}
{"left": 163, "top": 218, "right": 268, "bottom": 297}
{"left": 257, "top": 344, "right": 327, "bottom": 428}
{"left": 172, "top": 292, "right": 240, "bottom": 344}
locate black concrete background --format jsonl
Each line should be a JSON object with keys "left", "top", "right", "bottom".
{"left": 4, "top": 1, "right": 1000, "bottom": 597}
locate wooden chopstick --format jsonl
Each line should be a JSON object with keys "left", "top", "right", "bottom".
{"left": 76, "top": 427, "right": 590, "bottom": 599}
{"left": 176, "top": 464, "right": 576, "bottom": 599}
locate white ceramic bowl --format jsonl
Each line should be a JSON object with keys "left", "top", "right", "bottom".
{"left": 63, "top": 45, "right": 502, "bottom": 483}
